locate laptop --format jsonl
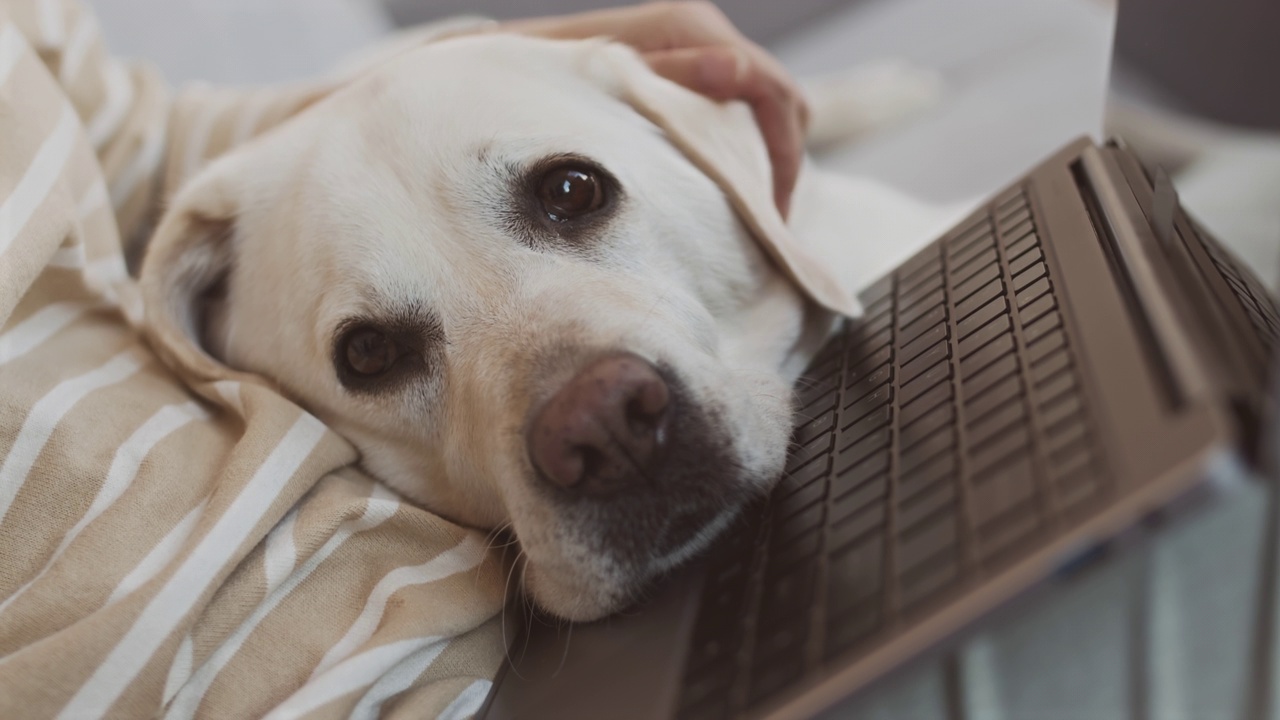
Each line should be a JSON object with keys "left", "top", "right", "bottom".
{"left": 475, "top": 133, "right": 1279, "bottom": 720}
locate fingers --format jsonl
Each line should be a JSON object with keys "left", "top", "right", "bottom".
{"left": 644, "top": 45, "right": 808, "bottom": 217}
{"left": 747, "top": 77, "right": 806, "bottom": 219}
{"left": 500, "top": 2, "right": 734, "bottom": 49}
{"left": 642, "top": 46, "right": 746, "bottom": 101}
{"left": 503, "top": 1, "right": 809, "bottom": 217}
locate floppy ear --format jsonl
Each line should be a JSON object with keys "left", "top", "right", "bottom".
{"left": 595, "top": 44, "right": 860, "bottom": 317}
{"left": 139, "top": 154, "right": 261, "bottom": 393}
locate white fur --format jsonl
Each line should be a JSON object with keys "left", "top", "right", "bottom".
{"left": 142, "top": 34, "right": 963, "bottom": 620}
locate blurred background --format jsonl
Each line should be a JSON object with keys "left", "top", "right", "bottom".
{"left": 85, "top": 0, "right": 1279, "bottom": 717}
{"left": 86, "top": 0, "right": 1114, "bottom": 207}
{"left": 85, "top": 0, "right": 1276, "bottom": 284}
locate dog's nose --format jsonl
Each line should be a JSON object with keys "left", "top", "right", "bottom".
{"left": 528, "top": 353, "right": 671, "bottom": 496}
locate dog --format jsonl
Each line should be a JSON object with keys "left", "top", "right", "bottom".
{"left": 139, "top": 33, "right": 967, "bottom": 621}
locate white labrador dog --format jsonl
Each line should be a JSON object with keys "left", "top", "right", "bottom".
{"left": 140, "top": 33, "right": 966, "bottom": 621}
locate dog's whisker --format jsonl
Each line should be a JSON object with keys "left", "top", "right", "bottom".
{"left": 518, "top": 559, "right": 537, "bottom": 663}
{"left": 500, "top": 549, "right": 527, "bottom": 678}
{"left": 477, "top": 522, "right": 518, "bottom": 588}
{"left": 482, "top": 521, "right": 516, "bottom": 554}
{"left": 551, "top": 622, "right": 574, "bottom": 679}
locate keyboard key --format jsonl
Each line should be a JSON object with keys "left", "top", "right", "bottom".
{"left": 970, "top": 455, "right": 1035, "bottom": 528}
{"left": 897, "top": 451, "right": 956, "bottom": 501}
{"left": 899, "top": 481, "right": 956, "bottom": 533}
{"left": 897, "top": 509, "right": 958, "bottom": 572}
{"left": 899, "top": 381, "right": 950, "bottom": 427}
{"left": 901, "top": 338, "right": 949, "bottom": 383}
{"left": 900, "top": 403, "right": 953, "bottom": 451}
{"left": 747, "top": 657, "right": 803, "bottom": 706}
{"left": 900, "top": 549, "right": 961, "bottom": 610}
{"left": 777, "top": 456, "right": 832, "bottom": 502}
{"left": 833, "top": 443, "right": 890, "bottom": 488}
{"left": 828, "top": 499, "right": 886, "bottom": 553}
{"left": 826, "top": 536, "right": 884, "bottom": 615}
{"left": 958, "top": 318, "right": 1012, "bottom": 368}
{"left": 769, "top": 524, "right": 823, "bottom": 569}
{"left": 680, "top": 659, "right": 735, "bottom": 708}
{"left": 963, "top": 373, "right": 1019, "bottom": 421}
{"left": 900, "top": 363, "right": 950, "bottom": 406}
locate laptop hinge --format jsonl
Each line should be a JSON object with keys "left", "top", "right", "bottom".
{"left": 1105, "top": 140, "right": 1273, "bottom": 400}
{"left": 1073, "top": 144, "right": 1213, "bottom": 408}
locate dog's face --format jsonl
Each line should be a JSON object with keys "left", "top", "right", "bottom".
{"left": 143, "top": 35, "right": 834, "bottom": 620}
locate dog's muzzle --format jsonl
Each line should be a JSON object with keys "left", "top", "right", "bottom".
{"left": 526, "top": 352, "right": 751, "bottom": 567}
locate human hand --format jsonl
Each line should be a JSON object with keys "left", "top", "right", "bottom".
{"left": 500, "top": 1, "right": 810, "bottom": 218}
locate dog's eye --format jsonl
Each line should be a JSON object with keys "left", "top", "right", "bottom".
{"left": 538, "top": 165, "right": 604, "bottom": 222}
{"left": 342, "top": 327, "right": 400, "bottom": 377}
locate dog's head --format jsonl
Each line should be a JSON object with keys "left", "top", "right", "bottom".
{"left": 141, "top": 35, "right": 846, "bottom": 620}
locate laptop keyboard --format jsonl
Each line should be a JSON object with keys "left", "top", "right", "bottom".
{"left": 1187, "top": 217, "right": 1280, "bottom": 353}
{"left": 675, "top": 186, "right": 1114, "bottom": 720}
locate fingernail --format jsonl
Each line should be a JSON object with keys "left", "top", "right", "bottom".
{"left": 697, "top": 51, "right": 739, "bottom": 92}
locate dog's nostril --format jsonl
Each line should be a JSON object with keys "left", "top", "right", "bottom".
{"left": 528, "top": 353, "right": 672, "bottom": 496}
{"left": 625, "top": 379, "right": 669, "bottom": 436}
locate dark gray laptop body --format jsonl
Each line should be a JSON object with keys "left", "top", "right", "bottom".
{"left": 476, "top": 136, "right": 1279, "bottom": 720}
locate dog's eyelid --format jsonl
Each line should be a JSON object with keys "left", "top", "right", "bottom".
{"left": 509, "top": 154, "right": 624, "bottom": 251}
{"left": 329, "top": 309, "right": 446, "bottom": 393}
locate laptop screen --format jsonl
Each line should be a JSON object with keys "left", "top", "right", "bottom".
{"left": 1106, "top": 0, "right": 1280, "bottom": 296}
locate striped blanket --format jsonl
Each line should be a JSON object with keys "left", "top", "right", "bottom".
{"left": 0, "top": 1, "right": 509, "bottom": 717}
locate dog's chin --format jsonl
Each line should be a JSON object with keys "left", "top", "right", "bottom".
{"left": 519, "top": 497, "right": 750, "bottom": 622}
{"left": 521, "top": 561, "right": 632, "bottom": 623}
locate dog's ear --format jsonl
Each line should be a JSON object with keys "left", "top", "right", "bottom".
{"left": 139, "top": 154, "right": 254, "bottom": 390}
{"left": 595, "top": 44, "right": 860, "bottom": 317}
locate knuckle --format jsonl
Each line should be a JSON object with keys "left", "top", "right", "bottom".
{"left": 678, "top": 1, "right": 729, "bottom": 26}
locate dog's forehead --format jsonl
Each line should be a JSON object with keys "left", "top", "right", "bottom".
{"left": 273, "top": 35, "right": 740, "bottom": 337}
{"left": 291, "top": 39, "right": 687, "bottom": 257}
{"left": 355, "top": 36, "right": 645, "bottom": 149}
{"left": 294, "top": 35, "right": 669, "bottom": 243}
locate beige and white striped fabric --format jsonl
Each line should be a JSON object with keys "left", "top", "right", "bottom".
{"left": 0, "top": 1, "right": 509, "bottom": 717}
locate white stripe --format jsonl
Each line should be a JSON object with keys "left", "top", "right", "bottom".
{"left": 262, "top": 505, "right": 301, "bottom": 589}
{"left": 78, "top": 178, "right": 108, "bottom": 219}
{"left": 58, "top": 413, "right": 328, "bottom": 720}
{"left": 0, "top": 23, "right": 24, "bottom": 87}
{"left": 0, "top": 302, "right": 90, "bottom": 365}
{"left": 108, "top": 498, "right": 207, "bottom": 604}
{"left": 46, "top": 243, "right": 86, "bottom": 268}
{"left": 86, "top": 61, "right": 133, "bottom": 149}
{"left": 0, "top": 402, "right": 205, "bottom": 613}
{"left": 265, "top": 636, "right": 446, "bottom": 720}
{"left": 163, "top": 636, "right": 195, "bottom": 705}
{"left": 438, "top": 679, "right": 494, "bottom": 720}
{"left": 109, "top": 117, "right": 165, "bottom": 211}
{"left": 211, "top": 380, "right": 243, "bottom": 413}
{"left": 164, "top": 487, "right": 400, "bottom": 720}
{"left": 0, "top": 104, "right": 79, "bottom": 257}
{"left": 85, "top": 255, "right": 127, "bottom": 288}
{"left": 58, "top": 10, "right": 96, "bottom": 85}
{"left": 310, "top": 534, "right": 486, "bottom": 679}
{"left": 36, "top": 0, "right": 64, "bottom": 46}
{"left": 0, "top": 351, "right": 142, "bottom": 526}
{"left": 348, "top": 639, "right": 450, "bottom": 720}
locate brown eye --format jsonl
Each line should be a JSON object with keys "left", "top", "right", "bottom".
{"left": 538, "top": 165, "right": 603, "bottom": 222}
{"left": 343, "top": 327, "right": 399, "bottom": 377}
